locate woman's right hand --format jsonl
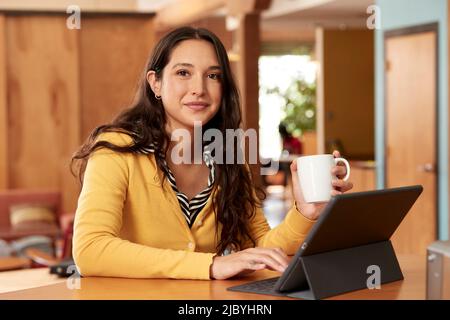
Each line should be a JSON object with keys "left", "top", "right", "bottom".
{"left": 209, "top": 247, "right": 289, "bottom": 280}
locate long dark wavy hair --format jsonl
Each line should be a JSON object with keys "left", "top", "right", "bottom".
{"left": 71, "top": 26, "right": 265, "bottom": 254}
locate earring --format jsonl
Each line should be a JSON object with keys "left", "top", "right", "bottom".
{"left": 155, "top": 94, "right": 161, "bottom": 100}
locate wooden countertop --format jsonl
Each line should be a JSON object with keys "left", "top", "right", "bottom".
{"left": 0, "top": 254, "right": 426, "bottom": 300}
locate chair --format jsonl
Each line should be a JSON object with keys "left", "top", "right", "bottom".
{"left": 24, "top": 219, "right": 73, "bottom": 267}
{"left": 0, "top": 189, "right": 74, "bottom": 269}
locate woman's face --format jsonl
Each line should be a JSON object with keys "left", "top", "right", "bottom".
{"left": 148, "top": 39, "right": 222, "bottom": 133}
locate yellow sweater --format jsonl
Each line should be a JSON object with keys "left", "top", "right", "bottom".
{"left": 73, "top": 132, "right": 316, "bottom": 280}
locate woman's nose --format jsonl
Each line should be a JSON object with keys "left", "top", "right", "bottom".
{"left": 190, "top": 75, "right": 205, "bottom": 96}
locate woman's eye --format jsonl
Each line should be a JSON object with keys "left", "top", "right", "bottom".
{"left": 208, "top": 73, "right": 221, "bottom": 80}
{"left": 176, "top": 70, "right": 189, "bottom": 76}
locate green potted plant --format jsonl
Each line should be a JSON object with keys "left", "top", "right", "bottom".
{"left": 265, "top": 77, "right": 316, "bottom": 153}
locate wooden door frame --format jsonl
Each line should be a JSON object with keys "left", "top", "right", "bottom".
{"left": 383, "top": 22, "right": 439, "bottom": 238}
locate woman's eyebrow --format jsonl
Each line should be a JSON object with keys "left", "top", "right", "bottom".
{"left": 172, "top": 63, "right": 221, "bottom": 71}
{"left": 172, "top": 63, "right": 193, "bottom": 69}
{"left": 208, "top": 66, "right": 222, "bottom": 71}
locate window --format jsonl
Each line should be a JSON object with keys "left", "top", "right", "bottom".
{"left": 259, "top": 55, "right": 317, "bottom": 159}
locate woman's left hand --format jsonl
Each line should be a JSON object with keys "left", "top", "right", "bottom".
{"left": 290, "top": 150, "right": 353, "bottom": 220}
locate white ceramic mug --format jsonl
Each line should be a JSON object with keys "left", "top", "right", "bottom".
{"left": 296, "top": 154, "right": 351, "bottom": 203}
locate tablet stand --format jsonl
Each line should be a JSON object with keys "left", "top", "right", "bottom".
{"left": 286, "top": 241, "right": 403, "bottom": 300}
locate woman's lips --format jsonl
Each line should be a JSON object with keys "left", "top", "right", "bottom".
{"left": 184, "top": 102, "right": 209, "bottom": 111}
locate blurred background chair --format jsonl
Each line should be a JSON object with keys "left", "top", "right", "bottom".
{"left": 0, "top": 189, "right": 74, "bottom": 271}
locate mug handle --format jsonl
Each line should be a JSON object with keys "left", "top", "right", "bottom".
{"left": 334, "top": 158, "right": 351, "bottom": 181}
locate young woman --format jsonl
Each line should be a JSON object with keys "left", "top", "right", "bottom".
{"left": 71, "top": 27, "right": 353, "bottom": 280}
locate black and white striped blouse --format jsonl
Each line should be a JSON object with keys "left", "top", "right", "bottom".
{"left": 136, "top": 143, "right": 215, "bottom": 228}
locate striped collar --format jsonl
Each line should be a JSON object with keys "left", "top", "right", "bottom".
{"left": 137, "top": 143, "right": 216, "bottom": 228}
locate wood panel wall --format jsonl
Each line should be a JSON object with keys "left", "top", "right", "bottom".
{"left": 80, "top": 16, "right": 155, "bottom": 139}
{"left": 348, "top": 163, "right": 376, "bottom": 193}
{"left": 6, "top": 15, "right": 80, "bottom": 212}
{"left": 1, "top": 13, "right": 155, "bottom": 213}
{"left": 316, "top": 28, "right": 374, "bottom": 160}
{"left": 0, "top": 15, "right": 7, "bottom": 189}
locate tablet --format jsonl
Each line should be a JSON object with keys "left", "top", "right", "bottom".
{"left": 228, "top": 185, "right": 423, "bottom": 297}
